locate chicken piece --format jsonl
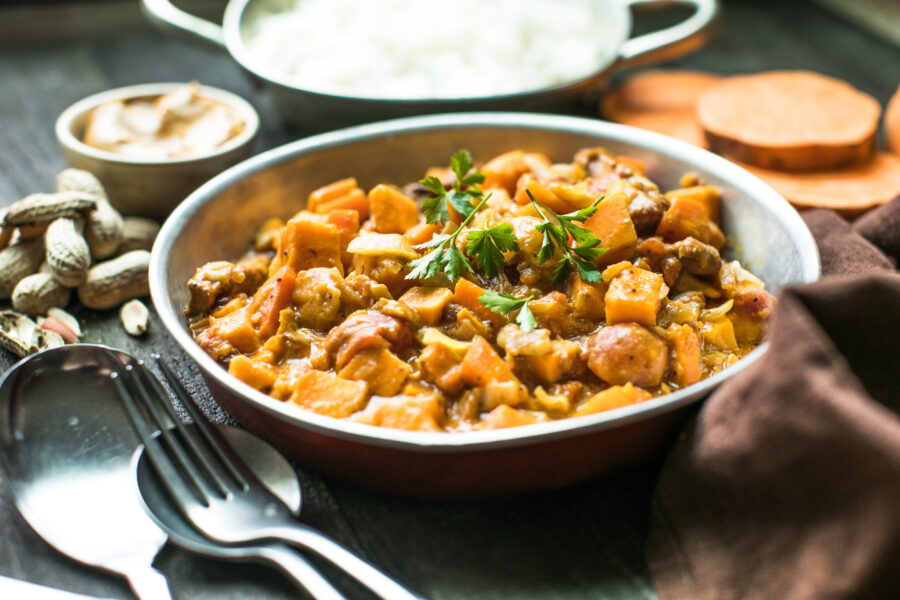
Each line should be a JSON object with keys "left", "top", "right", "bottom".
{"left": 186, "top": 255, "right": 269, "bottom": 314}
{"left": 324, "top": 310, "right": 412, "bottom": 370}
{"left": 676, "top": 236, "right": 722, "bottom": 276}
{"left": 529, "top": 292, "right": 583, "bottom": 338}
{"left": 290, "top": 267, "right": 345, "bottom": 331}
{"left": 587, "top": 323, "right": 668, "bottom": 388}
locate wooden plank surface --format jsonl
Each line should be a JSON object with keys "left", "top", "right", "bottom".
{"left": 0, "top": 1, "right": 898, "bottom": 598}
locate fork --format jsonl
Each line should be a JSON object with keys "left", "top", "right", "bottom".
{"left": 108, "top": 352, "right": 423, "bottom": 600}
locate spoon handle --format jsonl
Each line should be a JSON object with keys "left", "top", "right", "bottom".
{"left": 256, "top": 544, "right": 348, "bottom": 600}
{"left": 263, "top": 524, "right": 422, "bottom": 600}
{"left": 121, "top": 565, "right": 172, "bottom": 600}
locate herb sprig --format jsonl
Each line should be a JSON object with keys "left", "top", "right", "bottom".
{"left": 478, "top": 291, "right": 538, "bottom": 332}
{"left": 527, "top": 190, "right": 607, "bottom": 285}
{"left": 406, "top": 194, "right": 492, "bottom": 282}
{"left": 465, "top": 223, "right": 518, "bottom": 279}
{"left": 421, "top": 150, "right": 485, "bottom": 225}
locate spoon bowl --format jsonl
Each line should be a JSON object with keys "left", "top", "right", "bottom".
{"left": 0, "top": 345, "right": 171, "bottom": 600}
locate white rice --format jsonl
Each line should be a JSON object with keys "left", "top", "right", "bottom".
{"left": 243, "top": 0, "right": 615, "bottom": 99}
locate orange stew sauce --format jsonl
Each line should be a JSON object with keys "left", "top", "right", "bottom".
{"left": 186, "top": 148, "right": 773, "bottom": 432}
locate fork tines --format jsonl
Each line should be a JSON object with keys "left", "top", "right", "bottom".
{"left": 104, "top": 351, "right": 250, "bottom": 507}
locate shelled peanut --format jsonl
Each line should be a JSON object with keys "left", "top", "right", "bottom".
{"left": 0, "top": 168, "right": 161, "bottom": 356}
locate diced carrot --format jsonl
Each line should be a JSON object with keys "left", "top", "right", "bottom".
{"left": 582, "top": 191, "right": 638, "bottom": 265}
{"left": 655, "top": 194, "right": 725, "bottom": 248}
{"left": 327, "top": 208, "right": 360, "bottom": 235}
{"left": 307, "top": 177, "right": 358, "bottom": 211}
{"left": 482, "top": 150, "right": 530, "bottom": 194}
{"left": 337, "top": 347, "right": 412, "bottom": 396}
{"left": 279, "top": 216, "right": 344, "bottom": 274}
{"left": 453, "top": 278, "right": 505, "bottom": 328}
{"left": 249, "top": 265, "right": 296, "bottom": 339}
{"left": 399, "top": 286, "right": 453, "bottom": 325}
{"left": 201, "top": 307, "right": 260, "bottom": 356}
{"left": 228, "top": 355, "right": 277, "bottom": 391}
{"left": 513, "top": 176, "right": 572, "bottom": 213}
{"left": 480, "top": 404, "right": 539, "bottom": 429}
{"left": 418, "top": 343, "right": 465, "bottom": 393}
{"left": 574, "top": 383, "right": 652, "bottom": 416}
{"left": 461, "top": 335, "right": 518, "bottom": 387}
{"left": 369, "top": 184, "right": 419, "bottom": 234}
{"left": 605, "top": 267, "right": 668, "bottom": 326}
{"left": 700, "top": 317, "right": 738, "bottom": 351}
{"left": 404, "top": 222, "right": 440, "bottom": 246}
{"left": 315, "top": 188, "right": 370, "bottom": 218}
{"left": 352, "top": 394, "right": 443, "bottom": 432}
{"left": 667, "top": 324, "right": 702, "bottom": 386}
{"left": 289, "top": 370, "right": 369, "bottom": 418}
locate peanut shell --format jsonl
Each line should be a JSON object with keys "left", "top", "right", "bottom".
{"left": 46, "top": 217, "right": 91, "bottom": 287}
{"left": 77, "top": 250, "right": 150, "bottom": 310}
{"left": 0, "top": 310, "right": 65, "bottom": 358}
{"left": 11, "top": 272, "right": 72, "bottom": 316}
{"left": 117, "top": 217, "right": 161, "bottom": 254}
{"left": 4, "top": 191, "right": 96, "bottom": 226}
{"left": 0, "top": 236, "right": 44, "bottom": 298}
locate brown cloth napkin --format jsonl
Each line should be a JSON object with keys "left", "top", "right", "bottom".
{"left": 646, "top": 201, "right": 900, "bottom": 600}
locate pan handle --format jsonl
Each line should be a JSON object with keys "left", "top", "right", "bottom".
{"left": 617, "top": 0, "right": 718, "bottom": 68}
{"left": 140, "top": 0, "right": 226, "bottom": 49}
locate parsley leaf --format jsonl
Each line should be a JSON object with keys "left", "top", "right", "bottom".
{"left": 465, "top": 223, "right": 519, "bottom": 279}
{"left": 406, "top": 193, "right": 491, "bottom": 283}
{"left": 477, "top": 291, "right": 538, "bottom": 333}
{"left": 527, "top": 190, "right": 608, "bottom": 284}
{"left": 420, "top": 149, "right": 485, "bottom": 225}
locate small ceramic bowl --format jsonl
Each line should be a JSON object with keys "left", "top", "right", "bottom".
{"left": 55, "top": 82, "right": 259, "bottom": 219}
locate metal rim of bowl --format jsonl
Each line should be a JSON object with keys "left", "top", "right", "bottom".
{"left": 150, "top": 112, "right": 821, "bottom": 453}
{"left": 54, "top": 82, "right": 260, "bottom": 166}
{"left": 221, "top": 0, "right": 631, "bottom": 103}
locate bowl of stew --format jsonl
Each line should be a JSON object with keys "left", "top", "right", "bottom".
{"left": 150, "top": 113, "right": 820, "bottom": 496}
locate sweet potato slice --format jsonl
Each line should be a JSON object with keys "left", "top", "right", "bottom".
{"left": 602, "top": 70, "right": 719, "bottom": 147}
{"left": 740, "top": 153, "right": 900, "bottom": 216}
{"left": 461, "top": 335, "right": 518, "bottom": 387}
{"left": 399, "top": 286, "right": 453, "bottom": 326}
{"left": 604, "top": 267, "right": 668, "bottom": 327}
{"left": 887, "top": 85, "right": 900, "bottom": 156}
{"left": 603, "top": 70, "right": 722, "bottom": 115}
{"left": 582, "top": 191, "right": 638, "bottom": 266}
{"left": 698, "top": 71, "right": 880, "bottom": 171}
{"left": 574, "top": 383, "right": 652, "bottom": 417}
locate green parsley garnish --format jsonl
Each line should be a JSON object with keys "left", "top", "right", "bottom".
{"left": 526, "top": 190, "right": 607, "bottom": 285}
{"left": 465, "top": 223, "right": 518, "bottom": 279}
{"left": 477, "top": 291, "right": 538, "bottom": 332}
{"left": 406, "top": 193, "right": 492, "bottom": 282}
{"left": 420, "top": 149, "right": 485, "bottom": 225}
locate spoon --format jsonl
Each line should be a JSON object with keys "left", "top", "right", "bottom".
{"left": 134, "top": 424, "right": 346, "bottom": 600}
{"left": 0, "top": 345, "right": 171, "bottom": 600}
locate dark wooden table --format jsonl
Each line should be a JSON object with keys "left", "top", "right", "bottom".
{"left": 1, "top": 1, "right": 898, "bottom": 598}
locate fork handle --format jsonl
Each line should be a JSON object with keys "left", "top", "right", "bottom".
{"left": 121, "top": 564, "right": 173, "bottom": 600}
{"left": 256, "top": 544, "right": 348, "bottom": 600}
{"left": 263, "top": 524, "right": 423, "bottom": 600}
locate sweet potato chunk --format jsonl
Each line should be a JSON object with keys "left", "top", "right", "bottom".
{"left": 369, "top": 184, "right": 419, "bottom": 234}
{"left": 352, "top": 394, "right": 443, "bottom": 432}
{"left": 418, "top": 343, "right": 465, "bottom": 393}
{"left": 587, "top": 323, "right": 668, "bottom": 388}
{"left": 461, "top": 335, "right": 518, "bottom": 387}
{"left": 480, "top": 404, "right": 540, "bottom": 429}
{"left": 582, "top": 192, "right": 638, "bottom": 266}
{"left": 574, "top": 383, "right": 652, "bottom": 417}
{"left": 279, "top": 217, "right": 343, "bottom": 274}
{"left": 453, "top": 278, "right": 505, "bottom": 328}
{"left": 399, "top": 286, "right": 453, "bottom": 326}
{"left": 655, "top": 194, "right": 725, "bottom": 248}
{"left": 337, "top": 347, "right": 412, "bottom": 397}
{"left": 198, "top": 307, "right": 260, "bottom": 357}
{"left": 291, "top": 267, "right": 344, "bottom": 330}
{"left": 605, "top": 267, "right": 668, "bottom": 327}
{"left": 667, "top": 324, "right": 702, "bottom": 387}
{"left": 289, "top": 370, "right": 368, "bottom": 418}
{"left": 228, "top": 355, "right": 277, "bottom": 391}
{"left": 529, "top": 291, "right": 581, "bottom": 338}
{"left": 514, "top": 177, "right": 572, "bottom": 213}
{"left": 524, "top": 339, "right": 581, "bottom": 384}
{"left": 404, "top": 222, "right": 440, "bottom": 246}
{"left": 701, "top": 317, "right": 738, "bottom": 351}
{"left": 482, "top": 150, "right": 530, "bottom": 194}
{"left": 570, "top": 276, "right": 606, "bottom": 321}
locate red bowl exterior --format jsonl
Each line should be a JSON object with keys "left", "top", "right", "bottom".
{"left": 204, "top": 374, "right": 690, "bottom": 497}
